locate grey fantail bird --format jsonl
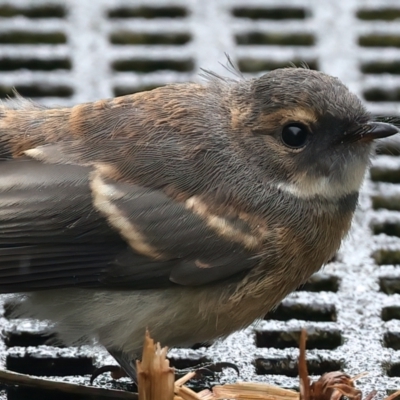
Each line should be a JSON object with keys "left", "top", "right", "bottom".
{"left": 0, "top": 67, "right": 397, "bottom": 379}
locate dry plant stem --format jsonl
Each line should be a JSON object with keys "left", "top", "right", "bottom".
{"left": 328, "top": 379, "right": 362, "bottom": 400}
{"left": 136, "top": 330, "right": 176, "bottom": 400}
{"left": 174, "top": 390, "right": 214, "bottom": 400}
{"left": 384, "top": 391, "right": 400, "bottom": 400}
{"left": 299, "top": 329, "right": 311, "bottom": 400}
{"left": 196, "top": 389, "right": 215, "bottom": 400}
{"left": 175, "top": 385, "right": 204, "bottom": 400}
{"left": 0, "top": 368, "right": 138, "bottom": 399}
{"left": 174, "top": 372, "right": 197, "bottom": 387}
{"left": 178, "top": 328, "right": 400, "bottom": 400}
{"left": 3, "top": 329, "right": 399, "bottom": 400}
{"left": 212, "top": 382, "right": 299, "bottom": 399}
{"left": 364, "top": 391, "right": 378, "bottom": 400}
{"left": 174, "top": 371, "right": 205, "bottom": 400}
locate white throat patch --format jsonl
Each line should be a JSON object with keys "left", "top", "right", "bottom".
{"left": 275, "top": 161, "right": 368, "bottom": 199}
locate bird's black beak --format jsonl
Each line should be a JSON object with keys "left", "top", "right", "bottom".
{"left": 341, "top": 122, "right": 399, "bottom": 143}
{"left": 363, "top": 122, "right": 399, "bottom": 140}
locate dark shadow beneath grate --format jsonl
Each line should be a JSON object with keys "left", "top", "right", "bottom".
{"left": 382, "top": 307, "right": 400, "bottom": 321}
{"left": 296, "top": 274, "right": 339, "bottom": 292}
{"left": 359, "top": 35, "right": 400, "bottom": 48}
{"left": 6, "top": 354, "right": 94, "bottom": 376}
{"left": 3, "top": 300, "right": 20, "bottom": 319}
{"left": 108, "top": 6, "right": 187, "bottom": 19}
{"left": 0, "top": 5, "right": 66, "bottom": 18}
{"left": 373, "top": 222, "right": 400, "bottom": 237}
{"left": 370, "top": 166, "right": 400, "bottom": 183}
{"left": 357, "top": 9, "right": 400, "bottom": 21}
{"left": 371, "top": 196, "right": 400, "bottom": 211}
{"left": 384, "top": 332, "right": 400, "bottom": 349}
{"left": 362, "top": 62, "right": 400, "bottom": 75}
{"left": 265, "top": 302, "right": 336, "bottom": 322}
{"left": 0, "top": 84, "right": 73, "bottom": 98}
{"left": 232, "top": 7, "right": 308, "bottom": 20}
{"left": 374, "top": 250, "right": 400, "bottom": 266}
{"left": 386, "top": 390, "right": 400, "bottom": 400}
{"left": 236, "top": 33, "right": 314, "bottom": 46}
{"left": 0, "top": 31, "right": 66, "bottom": 45}
{"left": 0, "top": 58, "right": 71, "bottom": 71}
{"left": 379, "top": 277, "right": 400, "bottom": 294}
{"left": 113, "top": 84, "right": 162, "bottom": 97}
{"left": 376, "top": 144, "right": 400, "bottom": 157}
{"left": 113, "top": 59, "right": 194, "bottom": 73}
{"left": 110, "top": 31, "right": 191, "bottom": 46}
{"left": 255, "top": 329, "right": 342, "bottom": 350}
{"left": 364, "top": 88, "right": 400, "bottom": 102}
{"left": 4, "top": 329, "right": 58, "bottom": 347}
{"left": 255, "top": 358, "right": 343, "bottom": 377}
{"left": 386, "top": 362, "right": 400, "bottom": 377}
{"left": 238, "top": 58, "right": 318, "bottom": 73}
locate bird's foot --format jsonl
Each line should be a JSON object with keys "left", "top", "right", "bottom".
{"left": 90, "top": 348, "right": 239, "bottom": 385}
{"left": 176, "top": 361, "right": 239, "bottom": 379}
{"left": 90, "top": 348, "right": 137, "bottom": 385}
{"left": 90, "top": 364, "right": 128, "bottom": 385}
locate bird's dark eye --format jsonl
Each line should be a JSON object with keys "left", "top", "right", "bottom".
{"left": 281, "top": 124, "right": 309, "bottom": 148}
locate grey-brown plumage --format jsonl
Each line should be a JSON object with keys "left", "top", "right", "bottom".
{"left": 0, "top": 68, "right": 397, "bottom": 377}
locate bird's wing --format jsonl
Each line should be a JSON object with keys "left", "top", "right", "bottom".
{"left": 0, "top": 158, "right": 260, "bottom": 292}
{"left": 0, "top": 91, "right": 263, "bottom": 292}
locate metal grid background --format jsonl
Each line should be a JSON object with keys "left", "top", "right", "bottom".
{"left": 0, "top": 0, "right": 400, "bottom": 398}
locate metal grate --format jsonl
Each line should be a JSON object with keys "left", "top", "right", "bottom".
{"left": 1, "top": 0, "right": 400, "bottom": 398}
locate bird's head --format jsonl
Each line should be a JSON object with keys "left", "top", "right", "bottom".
{"left": 232, "top": 68, "right": 398, "bottom": 200}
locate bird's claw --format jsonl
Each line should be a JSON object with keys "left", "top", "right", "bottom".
{"left": 193, "top": 362, "right": 240, "bottom": 378}
{"left": 90, "top": 365, "right": 128, "bottom": 385}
